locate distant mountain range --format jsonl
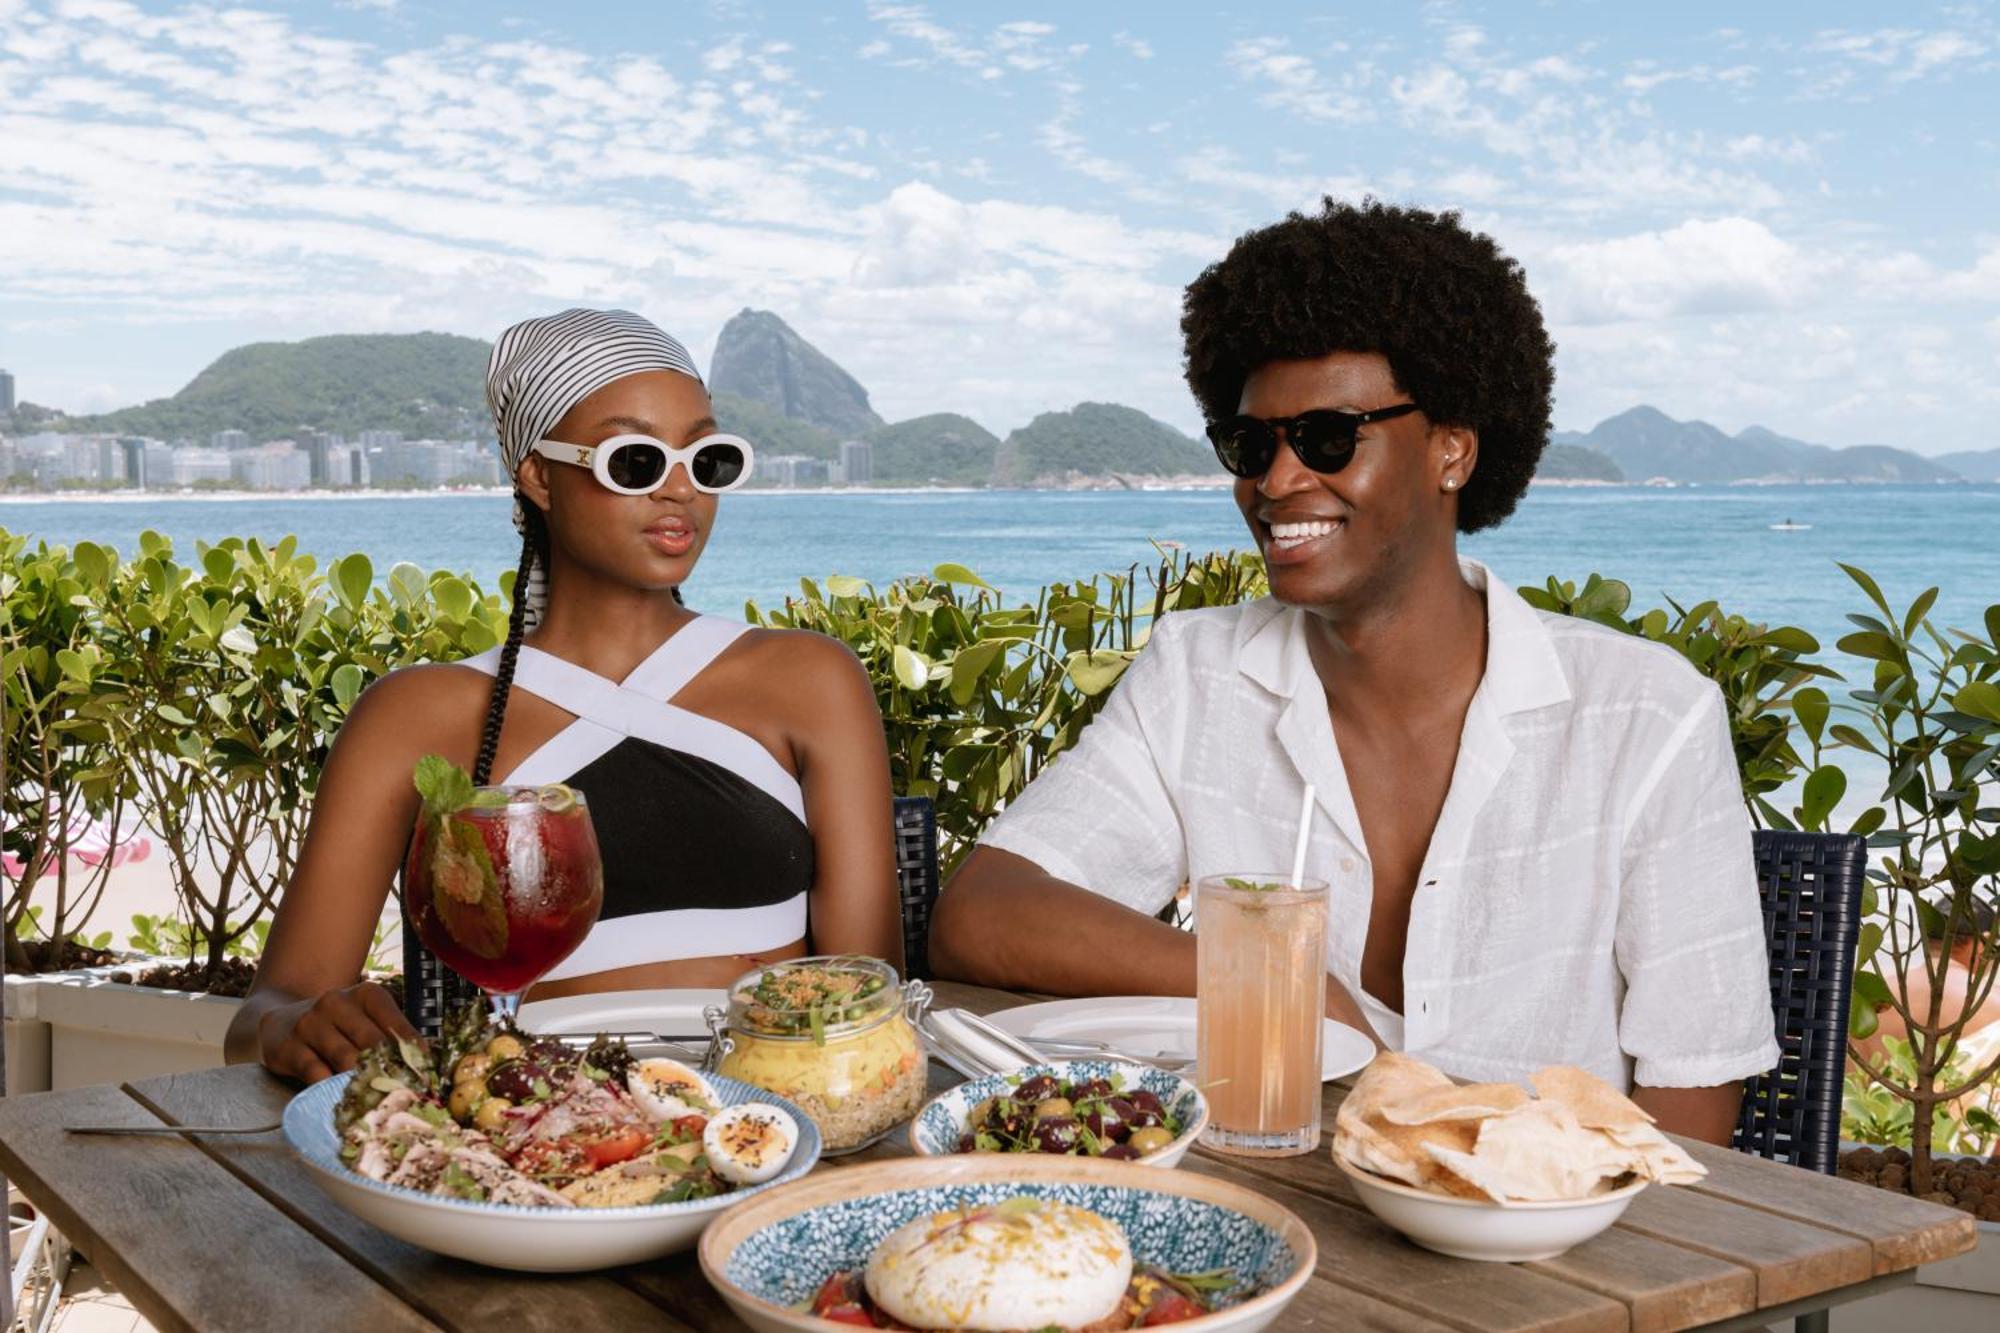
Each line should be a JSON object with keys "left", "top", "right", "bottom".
{"left": 24, "top": 315, "right": 1995, "bottom": 488}
{"left": 1546, "top": 405, "right": 1993, "bottom": 484}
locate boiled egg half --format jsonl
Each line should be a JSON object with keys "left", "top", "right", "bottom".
{"left": 627, "top": 1058, "right": 719, "bottom": 1122}
{"left": 702, "top": 1103, "right": 800, "bottom": 1185}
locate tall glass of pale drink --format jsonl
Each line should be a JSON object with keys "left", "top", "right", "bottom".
{"left": 1195, "top": 874, "right": 1329, "bottom": 1157}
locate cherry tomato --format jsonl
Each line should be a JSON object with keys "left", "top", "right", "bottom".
{"left": 580, "top": 1127, "right": 649, "bottom": 1170}
{"left": 811, "top": 1272, "right": 874, "bottom": 1325}
{"left": 1142, "top": 1290, "right": 1210, "bottom": 1325}
{"left": 670, "top": 1114, "right": 708, "bottom": 1141}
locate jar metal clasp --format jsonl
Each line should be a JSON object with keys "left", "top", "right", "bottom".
{"left": 700, "top": 1003, "right": 734, "bottom": 1073}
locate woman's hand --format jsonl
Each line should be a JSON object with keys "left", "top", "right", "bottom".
{"left": 258, "top": 982, "right": 416, "bottom": 1083}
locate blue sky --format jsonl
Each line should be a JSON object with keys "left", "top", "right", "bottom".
{"left": 2, "top": 1, "right": 1997, "bottom": 452}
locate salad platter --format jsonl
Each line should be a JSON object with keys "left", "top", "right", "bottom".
{"left": 283, "top": 1005, "right": 820, "bottom": 1271}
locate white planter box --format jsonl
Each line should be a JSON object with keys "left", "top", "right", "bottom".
{"left": 33, "top": 971, "right": 243, "bottom": 1091}
{"left": 3, "top": 973, "right": 54, "bottom": 1096}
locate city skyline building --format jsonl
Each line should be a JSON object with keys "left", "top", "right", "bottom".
{"left": 837, "top": 439, "right": 872, "bottom": 487}
{"left": 211, "top": 428, "right": 248, "bottom": 450}
{"left": 0, "top": 368, "right": 15, "bottom": 415}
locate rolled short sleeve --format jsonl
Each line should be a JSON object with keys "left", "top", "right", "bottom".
{"left": 1614, "top": 687, "right": 1782, "bottom": 1088}
{"left": 976, "top": 619, "right": 1189, "bottom": 915}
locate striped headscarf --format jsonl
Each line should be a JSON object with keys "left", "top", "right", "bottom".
{"left": 485, "top": 308, "right": 703, "bottom": 625}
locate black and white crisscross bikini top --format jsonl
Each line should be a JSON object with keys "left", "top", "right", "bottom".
{"left": 459, "top": 615, "right": 812, "bottom": 983}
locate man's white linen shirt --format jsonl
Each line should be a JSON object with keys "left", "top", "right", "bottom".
{"left": 978, "top": 560, "right": 1781, "bottom": 1091}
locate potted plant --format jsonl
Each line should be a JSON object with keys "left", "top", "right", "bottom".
{"left": 2, "top": 535, "right": 133, "bottom": 1093}
{"left": 21, "top": 533, "right": 505, "bottom": 1087}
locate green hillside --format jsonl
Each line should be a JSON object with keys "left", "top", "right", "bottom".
{"left": 1537, "top": 443, "right": 1624, "bottom": 482}
{"left": 64, "top": 333, "right": 490, "bottom": 440}
{"left": 866, "top": 413, "right": 999, "bottom": 485}
{"left": 710, "top": 392, "right": 841, "bottom": 464}
{"left": 993, "top": 402, "right": 1210, "bottom": 485}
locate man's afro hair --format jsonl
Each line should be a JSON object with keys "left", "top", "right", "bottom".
{"left": 1181, "top": 198, "right": 1555, "bottom": 533}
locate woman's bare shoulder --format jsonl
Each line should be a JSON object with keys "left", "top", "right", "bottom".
{"left": 339, "top": 661, "right": 495, "bottom": 759}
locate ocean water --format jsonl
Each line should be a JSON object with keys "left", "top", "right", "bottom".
{"left": 3, "top": 484, "right": 1998, "bottom": 669}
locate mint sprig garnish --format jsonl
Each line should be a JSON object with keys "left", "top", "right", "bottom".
{"left": 414, "top": 753, "right": 475, "bottom": 820}
{"left": 411, "top": 754, "right": 508, "bottom": 960}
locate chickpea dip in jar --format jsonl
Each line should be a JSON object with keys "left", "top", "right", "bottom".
{"left": 703, "top": 956, "right": 931, "bottom": 1155}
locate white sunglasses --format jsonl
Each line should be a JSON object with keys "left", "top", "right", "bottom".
{"left": 530, "top": 432, "right": 755, "bottom": 495}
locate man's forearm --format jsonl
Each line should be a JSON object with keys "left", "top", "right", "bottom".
{"left": 1632, "top": 1082, "right": 1743, "bottom": 1146}
{"left": 932, "top": 868, "right": 1199, "bottom": 996}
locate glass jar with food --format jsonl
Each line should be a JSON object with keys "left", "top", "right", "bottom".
{"left": 703, "top": 956, "right": 931, "bottom": 1154}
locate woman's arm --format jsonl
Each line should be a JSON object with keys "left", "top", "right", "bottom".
{"left": 786, "top": 635, "right": 903, "bottom": 967}
{"left": 225, "top": 669, "right": 472, "bottom": 1080}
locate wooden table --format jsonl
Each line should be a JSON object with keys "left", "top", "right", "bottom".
{"left": 0, "top": 980, "right": 1977, "bottom": 1333}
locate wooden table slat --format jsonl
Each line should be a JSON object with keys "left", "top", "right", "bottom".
{"left": 0, "top": 1082, "right": 438, "bottom": 1333}
{"left": 1179, "top": 1156, "right": 1630, "bottom": 1333}
{"left": 124, "top": 1069, "right": 696, "bottom": 1332}
{"left": 1678, "top": 1139, "right": 1980, "bottom": 1276}
{"left": 1614, "top": 1182, "right": 1873, "bottom": 1308}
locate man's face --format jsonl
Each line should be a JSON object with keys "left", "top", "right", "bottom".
{"left": 1230, "top": 351, "right": 1453, "bottom": 612}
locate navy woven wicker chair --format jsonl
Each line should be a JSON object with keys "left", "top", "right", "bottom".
{"left": 1733, "top": 829, "right": 1867, "bottom": 1176}
{"left": 401, "top": 795, "right": 944, "bottom": 1035}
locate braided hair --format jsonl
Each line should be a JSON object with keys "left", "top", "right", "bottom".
{"left": 471, "top": 496, "right": 549, "bottom": 787}
{"left": 469, "top": 495, "right": 686, "bottom": 786}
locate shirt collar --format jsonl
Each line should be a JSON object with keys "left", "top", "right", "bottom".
{"left": 1235, "top": 557, "right": 1572, "bottom": 716}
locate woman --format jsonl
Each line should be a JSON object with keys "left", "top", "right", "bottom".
{"left": 227, "top": 308, "right": 901, "bottom": 1083}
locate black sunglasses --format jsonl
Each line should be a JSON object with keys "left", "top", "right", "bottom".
{"left": 1205, "top": 402, "right": 1421, "bottom": 478}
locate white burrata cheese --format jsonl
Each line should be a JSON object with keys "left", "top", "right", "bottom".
{"left": 701, "top": 1103, "right": 799, "bottom": 1185}
{"left": 864, "top": 1198, "right": 1133, "bottom": 1331}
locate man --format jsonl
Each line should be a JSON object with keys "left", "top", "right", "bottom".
{"left": 930, "top": 199, "right": 1778, "bottom": 1143}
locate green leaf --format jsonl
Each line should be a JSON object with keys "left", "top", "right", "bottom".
{"left": 931, "top": 562, "right": 994, "bottom": 589}
{"left": 413, "top": 754, "right": 475, "bottom": 819}
{"left": 1953, "top": 681, "right": 2000, "bottom": 724}
{"left": 1800, "top": 764, "right": 1847, "bottom": 830}
{"left": 891, "top": 644, "right": 931, "bottom": 691}
{"left": 1757, "top": 627, "right": 1819, "bottom": 654}
{"left": 948, "top": 639, "right": 1007, "bottom": 705}
{"left": 427, "top": 816, "right": 507, "bottom": 960}
{"left": 334, "top": 553, "right": 373, "bottom": 610}
{"left": 826, "top": 575, "right": 867, "bottom": 599}
{"left": 330, "top": 663, "right": 365, "bottom": 710}
{"left": 1836, "top": 631, "right": 1905, "bottom": 663}
{"left": 1063, "top": 648, "right": 1134, "bottom": 696}
{"left": 1840, "top": 563, "right": 1893, "bottom": 619}
{"left": 1852, "top": 969, "right": 1892, "bottom": 1010}
{"left": 1848, "top": 990, "right": 1879, "bottom": 1040}
{"left": 1902, "top": 586, "right": 1939, "bottom": 639}
{"left": 1847, "top": 806, "right": 1886, "bottom": 837}
{"left": 1793, "top": 688, "right": 1829, "bottom": 747}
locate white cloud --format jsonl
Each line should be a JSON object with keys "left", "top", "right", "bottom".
{"left": 1113, "top": 31, "right": 1153, "bottom": 60}
{"left": 1542, "top": 217, "right": 1815, "bottom": 323}
{"left": 1226, "top": 37, "right": 1372, "bottom": 124}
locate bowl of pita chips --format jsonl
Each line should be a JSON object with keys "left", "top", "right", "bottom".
{"left": 1331, "top": 1053, "right": 1706, "bottom": 1262}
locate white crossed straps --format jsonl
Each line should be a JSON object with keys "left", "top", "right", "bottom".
{"left": 457, "top": 615, "right": 807, "bottom": 825}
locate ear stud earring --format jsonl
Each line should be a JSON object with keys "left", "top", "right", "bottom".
{"left": 1443, "top": 478, "right": 1459, "bottom": 491}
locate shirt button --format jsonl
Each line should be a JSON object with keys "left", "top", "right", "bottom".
{"left": 1340, "top": 858, "right": 1356, "bottom": 873}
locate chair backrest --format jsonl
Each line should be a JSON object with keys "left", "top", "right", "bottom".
{"left": 402, "top": 795, "right": 945, "bottom": 1035}
{"left": 1732, "top": 829, "right": 1866, "bottom": 1174}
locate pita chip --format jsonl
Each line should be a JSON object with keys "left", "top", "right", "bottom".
{"left": 1532, "top": 1066, "right": 1653, "bottom": 1134}
{"left": 1378, "top": 1081, "right": 1530, "bottom": 1126}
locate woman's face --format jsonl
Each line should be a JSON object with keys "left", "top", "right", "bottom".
{"left": 1231, "top": 350, "right": 1471, "bottom": 612}
{"left": 515, "top": 370, "right": 721, "bottom": 598}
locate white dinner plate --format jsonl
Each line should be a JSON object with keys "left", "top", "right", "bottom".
{"left": 518, "top": 988, "right": 728, "bottom": 1045}
{"left": 986, "top": 996, "right": 1375, "bottom": 1082}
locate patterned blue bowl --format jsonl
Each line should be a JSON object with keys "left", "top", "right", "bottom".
{"left": 283, "top": 1068, "right": 821, "bottom": 1271}
{"left": 909, "top": 1058, "right": 1208, "bottom": 1168}
{"left": 698, "top": 1154, "right": 1315, "bottom": 1332}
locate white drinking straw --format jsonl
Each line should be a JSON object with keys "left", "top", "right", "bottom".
{"left": 1289, "top": 783, "right": 1315, "bottom": 887}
